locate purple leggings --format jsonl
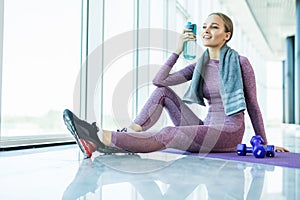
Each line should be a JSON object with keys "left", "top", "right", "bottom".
{"left": 111, "top": 87, "right": 245, "bottom": 153}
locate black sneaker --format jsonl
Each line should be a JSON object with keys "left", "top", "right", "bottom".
{"left": 63, "top": 109, "right": 129, "bottom": 158}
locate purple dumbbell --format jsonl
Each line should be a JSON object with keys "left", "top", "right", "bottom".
{"left": 250, "top": 136, "right": 266, "bottom": 158}
{"left": 237, "top": 144, "right": 275, "bottom": 158}
{"left": 237, "top": 136, "right": 267, "bottom": 158}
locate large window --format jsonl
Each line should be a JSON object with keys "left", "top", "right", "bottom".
{"left": 102, "top": 0, "right": 135, "bottom": 130}
{"left": 0, "top": 0, "right": 271, "bottom": 148}
{"left": 0, "top": 0, "right": 81, "bottom": 146}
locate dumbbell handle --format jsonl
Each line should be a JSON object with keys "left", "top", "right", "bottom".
{"left": 246, "top": 147, "right": 252, "bottom": 153}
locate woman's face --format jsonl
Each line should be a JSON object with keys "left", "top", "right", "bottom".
{"left": 201, "top": 15, "right": 231, "bottom": 48}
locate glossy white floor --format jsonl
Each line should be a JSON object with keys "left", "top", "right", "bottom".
{"left": 0, "top": 124, "right": 299, "bottom": 200}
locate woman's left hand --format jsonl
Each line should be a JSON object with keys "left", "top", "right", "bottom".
{"left": 275, "top": 146, "right": 290, "bottom": 152}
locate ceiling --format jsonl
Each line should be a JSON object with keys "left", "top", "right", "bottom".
{"left": 221, "top": 0, "right": 296, "bottom": 60}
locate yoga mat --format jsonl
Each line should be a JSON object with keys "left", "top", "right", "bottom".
{"left": 162, "top": 149, "right": 300, "bottom": 169}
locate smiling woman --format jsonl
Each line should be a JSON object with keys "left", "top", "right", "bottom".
{"left": 62, "top": 12, "right": 289, "bottom": 158}
{"left": 200, "top": 13, "right": 232, "bottom": 58}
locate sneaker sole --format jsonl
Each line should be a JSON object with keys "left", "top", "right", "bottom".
{"left": 63, "top": 109, "right": 91, "bottom": 158}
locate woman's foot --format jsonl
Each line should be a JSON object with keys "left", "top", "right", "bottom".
{"left": 63, "top": 109, "right": 128, "bottom": 158}
{"left": 129, "top": 123, "right": 143, "bottom": 132}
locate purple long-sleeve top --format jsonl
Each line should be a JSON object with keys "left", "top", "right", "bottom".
{"left": 152, "top": 53, "right": 268, "bottom": 144}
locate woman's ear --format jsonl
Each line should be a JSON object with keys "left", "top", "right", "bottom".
{"left": 225, "top": 32, "right": 231, "bottom": 41}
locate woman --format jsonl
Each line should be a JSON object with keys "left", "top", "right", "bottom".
{"left": 63, "top": 12, "right": 288, "bottom": 158}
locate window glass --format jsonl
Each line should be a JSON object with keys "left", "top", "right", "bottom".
{"left": 102, "top": 0, "right": 135, "bottom": 129}
{"left": 1, "top": 0, "right": 81, "bottom": 143}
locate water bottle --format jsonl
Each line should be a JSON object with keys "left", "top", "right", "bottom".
{"left": 183, "top": 22, "right": 197, "bottom": 60}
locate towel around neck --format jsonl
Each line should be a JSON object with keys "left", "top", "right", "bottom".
{"left": 182, "top": 44, "right": 246, "bottom": 116}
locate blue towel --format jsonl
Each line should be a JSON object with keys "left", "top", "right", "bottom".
{"left": 183, "top": 44, "right": 246, "bottom": 116}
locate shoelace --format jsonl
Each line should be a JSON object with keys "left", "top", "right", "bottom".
{"left": 91, "top": 122, "right": 127, "bottom": 133}
{"left": 117, "top": 128, "right": 127, "bottom": 132}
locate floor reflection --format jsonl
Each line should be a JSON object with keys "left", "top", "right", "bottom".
{"left": 62, "top": 154, "right": 273, "bottom": 200}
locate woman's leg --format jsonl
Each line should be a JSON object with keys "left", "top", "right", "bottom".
{"left": 111, "top": 119, "right": 245, "bottom": 153}
{"left": 133, "top": 86, "right": 203, "bottom": 131}
{"left": 64, "top": 109, "right": 244, "bottom": 156}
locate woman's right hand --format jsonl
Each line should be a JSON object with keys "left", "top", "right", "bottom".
{"left": 275, "top": 146, "right": 290, "bottom": 152}
{"left": 175, "top": 29, "right": 196, "bottom": 55}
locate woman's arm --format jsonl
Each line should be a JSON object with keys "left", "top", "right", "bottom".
{"left": 152, "top": 53, "right": 195, "bottom": 87}
{"left": 240, "top": 57, "right": 289, "bottom": 152}
{"left": 239, "top": 56, "right": 268, "bottom": 144}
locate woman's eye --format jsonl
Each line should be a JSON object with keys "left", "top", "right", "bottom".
{"left": 202, "top": 26, "right": 207, "bottom": 29}
{"left": 212, "top": 26, "right": 219, "bottom": 29}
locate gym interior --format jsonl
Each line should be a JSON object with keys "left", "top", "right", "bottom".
{"left": 0, "top": 0, "right": 299, "bottom": 199}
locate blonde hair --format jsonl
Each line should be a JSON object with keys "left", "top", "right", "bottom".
{"left": 209, "top": 12, "right": 233, "bottom": 42}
